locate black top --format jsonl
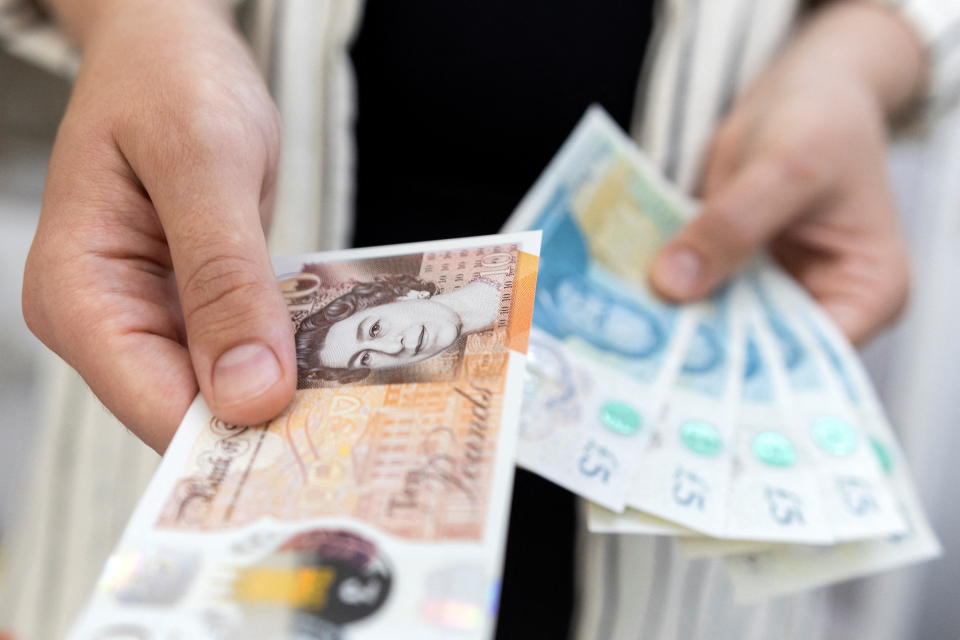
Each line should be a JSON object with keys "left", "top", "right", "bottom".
{"left": 350, "top": 3, "right": 654, "bottom": 637}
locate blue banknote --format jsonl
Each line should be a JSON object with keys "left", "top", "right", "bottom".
{"left": 506, "top": 106, "right": 699, "bottom": 509}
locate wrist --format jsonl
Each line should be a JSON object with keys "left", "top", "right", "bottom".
{"left": 50, "top": 0, "right": 233, "bottom": 50}
{"left": 792, "top": 1, "right": 926, "bottom": 117}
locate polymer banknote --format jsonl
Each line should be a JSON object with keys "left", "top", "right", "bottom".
{"left": 724, "top": 264, "right": 940, "bottom": 602}
{"left": 719, "top": 306, "right": 832, "bottom": 543}
{"left": 503, "top": 106, "right": 699, "bottom": 512}
{"left": 596, "top": 268, "right": 913, "bottom": 549}
{"left": 748, "top": 269, "right": 905, "bottom": 541}
{"left": 505, "top": 109, "right": 937, "bottom": 601}
{"left": 623, "top": 286, "right": 744, "bottom": 536}
{"left": 70, "top": 233, "right": 541, "bottom": 640}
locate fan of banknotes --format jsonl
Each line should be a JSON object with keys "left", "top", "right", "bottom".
{"left": 505, "top": 107, "right": 940, "bottom": 602}
{"left": 69, "top": 108, "right": 938, "bottom": 639}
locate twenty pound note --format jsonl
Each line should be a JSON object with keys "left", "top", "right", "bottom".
{"left": 70, "top": 233, "right": 541, "bottom": 640}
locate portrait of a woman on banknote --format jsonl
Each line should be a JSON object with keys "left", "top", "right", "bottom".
{"left": 295, "top": 273, "right": 502, "bottom": 385}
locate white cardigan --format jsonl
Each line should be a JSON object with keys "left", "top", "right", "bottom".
{"left": 1, "top": 1, "right": 959, "bottom": 638}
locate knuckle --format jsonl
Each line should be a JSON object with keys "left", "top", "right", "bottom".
{"left": 21, "top": 240, "right": 58, "bottom": 344}
{"left": 173, "top": 81, "right": 276, "bottom": 152}
{"left": 128, "top": 88, "right": 275, "bottom": 174}
{"left": 852, "top": 250, "right": 911, "bottom": 340}
{"left": 21, "top": 249, "right": 90, "bottom": 354}
{"left": 712, "top": 118, "right": 742, "bottom": 154}
{"left": 180, "top": 253, "right": 272, "bottom": 335}
{"left": 698, "top": 203, "right": 756, "bottom": 258}
{"left": 773, "top": 147, "right": 828, "bottom": 191}
{"left": 262, "top": 101, "right": 282, "bottom": 148}
{"left": 885, "top": 253, "right": 911, "bottom": 324}
{"left": 21, "top": 273, "right": 44, "bottom": 341}
{"left": 174, "top": 110, "right": 252, "bottom": 161}
{"left": 112, "top": 92, "right": 282, "bottom": 193}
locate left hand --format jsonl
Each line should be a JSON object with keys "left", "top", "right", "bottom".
{"left": 649, "top": 1, "right": 925, "bottom": 345}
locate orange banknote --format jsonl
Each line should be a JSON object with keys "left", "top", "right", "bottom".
{"left": 72, "top": 233, "right": 540, "bottom": 640}
{"left": 157, "top": 239, "right": 538, "bottom": 540}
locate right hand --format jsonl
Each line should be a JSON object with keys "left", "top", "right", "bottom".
{"left": 649, "top": 1, "right": 920, "bottom": 346}
{"left": 22, "top": 1, "right": 297, "bottom": 452}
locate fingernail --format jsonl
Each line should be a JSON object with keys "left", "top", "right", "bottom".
{"left": 212, "top": 343, "right": 282, "bottom": 407}
{"left": 653, "top": 247, "right": 704, "bottom": 298}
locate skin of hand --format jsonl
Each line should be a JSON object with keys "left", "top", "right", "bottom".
{"left": 22, "top": 0, "right": 296, "bottom": 453}
{"left": 650, "top": 1, "right": 926, "bottom": 346}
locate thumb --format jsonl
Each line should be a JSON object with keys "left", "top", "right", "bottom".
{"left": 143, "top": 141, "right": 296, "bottom": 426}
{"left": 650, "top": 155, "right": 827, "bottom": 302}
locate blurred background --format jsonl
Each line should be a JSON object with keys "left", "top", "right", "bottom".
{"left": 2, "top": 36, "right": 960, "bottom": 640}
{"left": 0, "top": 50, "right": 67, "bottom": 534}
